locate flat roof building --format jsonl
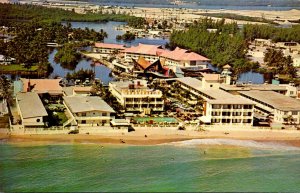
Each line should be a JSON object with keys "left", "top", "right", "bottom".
{"left": 109, "top": 79, "right": 164, "bottom": 113}
{"left": 174, "top": 77, "right": 255, "bottom": 126}
{"left": 239, "top": 91, "right": 300, "bottom": 124}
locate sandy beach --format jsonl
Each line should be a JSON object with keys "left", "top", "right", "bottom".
{"left": 1, "top": 128, "right": 300, "bottom": 147}
{"left": 128, "top": 7, "right": 300, "bottom": 25}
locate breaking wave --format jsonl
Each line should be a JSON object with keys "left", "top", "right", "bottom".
{"left": 166, "top": 139, "right": 300, "bottom": 151}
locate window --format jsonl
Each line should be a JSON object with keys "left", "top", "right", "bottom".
{"left": 36, "top": 119, "right": 40, "bottom": 122}
{"left": 292, "top": 111, "right": 298, "bottom": 115}
{"left": 210, "top": 85, "right": 213, "bottom": 88}
{"left": 82, "top": 113, "right": 86, "bottom": 117}
{"left": 81, "top": 120, "right": 86, "bottom": 124}
{"left": 102, "top": 113, "right": 107, "bottom": 116}
{"left": 284, "top": 111, "right": 288, "bottom": 115}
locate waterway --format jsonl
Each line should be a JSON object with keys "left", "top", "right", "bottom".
{"left": 64, "top": 21, "right": 169, "bottom": 46}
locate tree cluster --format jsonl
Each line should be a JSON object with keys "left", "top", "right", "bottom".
{"left": 66, "top": 69, "right": 95, "bottom": 81}
{"left": 116, "top": 31, "right": 135, "bottom": 41}
{"left": 264, "top": 49, "right": 297, "bottom": 78}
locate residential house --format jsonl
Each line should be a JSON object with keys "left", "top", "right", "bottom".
{"left": 16, "top": 92, "right": 48, "bottom": 128}
{"left": 63, "top": 96, "right": 115, "bottom": 127}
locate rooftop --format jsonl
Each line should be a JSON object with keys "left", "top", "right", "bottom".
{"left": 123, "top": 43, "right": 162, "bottom": 56}
{"left": 239, "top": 91, "right": 300, "bottom": 111}
{"left": 161, "top": 47, "right": 210, "bottom": 61}
{"left": 94, "top": 42, "right": 125, "bottom": 50}
{"left": 200, "top": 73, "right": 221, "bottom": 81}
{"left": 220, "top": 84, "right": 288, "bottom": 92}
{"left": 16, "top": 92, "right": 48, "bottom": 118}
{"left": 175, "top": 77, "right": 202, "bottom": 90}
{"left": 21, "top": 78, "right": 63, "bottom": 95}
{"left": 175, "top": 77, "right": 254, "bottom": 104}
{"left": 63, "top": 96, "right": 115, "bottom": 113}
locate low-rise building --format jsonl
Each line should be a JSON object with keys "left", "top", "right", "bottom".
{"left": 16, "top": 92, "right": 48, "bottom": 128}
{"left": 239, "top": 90, "right": 300, "bottom": 124}
{"left": 109, "top": 79, "right": 164, "bottom": 113}
{"left": 93, "top": 43, "right": 126, "bottom": 55}
{"left": 63, "top": 96, "right": 115, "bottom": 127}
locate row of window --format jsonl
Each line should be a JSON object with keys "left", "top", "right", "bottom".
{"left": 211, "top": 119, "right": 252, "bottom": 123}
{"left": 77, "top": 112, "right": 108, "bottom": 117}
{"left": 212, "top": 104, "right": 253, "bottom": 109}
{"left": 211, "top": 112, "right": 252, "bottom": 116}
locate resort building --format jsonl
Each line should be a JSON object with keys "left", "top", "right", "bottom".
{"left": 109, "top": 79, "right": 164, "bottom": 113}
{"left": 173, "top": 77, "right": 255, "bottom": 126}
{"left": 220, "top": 83, "right": 299, "bottom": 98}
{"left": 160, "top": 47, "right": 210, "bottom": 69}
{"left": 63, "top": 96, "right": 115, "bottom": 127}
{"left": 16, "top": 92, "right": 48, "bottom": 128}
{"left": 239, "top": 91, "right": 300, "bottom": 124}
{"left": 122, "top": 43, "right": 210, "bottom": 69}
{"left": 93, "top": 43, "right": 126, "bottom": 57}
{"left": 123, "top": 44, "right": 162, "bottom": 63}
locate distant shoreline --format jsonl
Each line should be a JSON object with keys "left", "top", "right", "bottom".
{"left": 1, "top": 128, "right": 300, "bottom": 147}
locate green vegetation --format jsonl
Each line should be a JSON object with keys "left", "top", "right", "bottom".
{"left": 0, "top": 64, "right": 39, "bottom": 71}
{"left": 55, "top": 44, "right": 81, "bottom": 70}
{"left": 170, "top": 18, "right": 255, "bottom": 73}
{"left": 0, "top": 4, "right": 144, "bottom": 26}
{"left": 116, "top": 31, "right": 136, "bottom": 41}
{"left": 243, "top": 24, "right": 300, "bottom": 42}
{"left": 263, "top": 49, "right": 296, "bottom": 78}
{"left": 170, "top": 18, "right": 300, "bottom": 75}
{"left": 66, "top": 69, "right": 95, "bottom": 81}
{"left": 197, "top": 13, "right": 277, "bottom": 25}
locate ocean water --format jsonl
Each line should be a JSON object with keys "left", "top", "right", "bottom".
{"left": 1, "top": 139, "right": 300, "bottom": 192}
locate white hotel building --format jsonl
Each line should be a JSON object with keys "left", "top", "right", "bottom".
{"left": 175, "top": 77, "right": 255, "bottom": 126}
{"left": 109, "top": 79, "right": 164, "bottom": 113}
{"left": 239, "top": 91, "right": 300, "bottom": 124}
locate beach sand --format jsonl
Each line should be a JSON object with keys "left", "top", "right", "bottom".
{"left": 1, "top": 128, "right": 300, "bottom": 147}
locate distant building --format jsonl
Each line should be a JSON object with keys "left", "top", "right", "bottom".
{"left": 93, "top": 42, "right": 126, "bottom": 56}
{"left": 63, "top": 96, "right": 115, "bottom": 127}
{"left": 16, "top": 92, "right": 48, "bottom": 128}
{"left": 122, "top": 43, "right": 210, "bottom": 69}
{"left": 109, "top": 79, "right": 164, "bottom": 113}
{"left": 240, "top": 90, "right": 300, "bottom": 124}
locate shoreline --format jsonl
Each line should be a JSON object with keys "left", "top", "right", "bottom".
{"left": 1, "top": 128, "right": 300, "bottom": 147}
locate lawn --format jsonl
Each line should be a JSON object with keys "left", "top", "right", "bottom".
{"left": 56, "top": 111, "right": 68, "bottom": 125}
{"left": 0, "top": 64, "right": 38, "bottom": 72}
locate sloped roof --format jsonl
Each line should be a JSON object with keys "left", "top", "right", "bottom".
{"left": 16, "top": 92, "right": 48, "bottom": 118}
{"left": 94, "top": 43, "right": 125, "bottom": 49}
{"left": 161, "top": 47, "right": 210, "bottom": 61}
{"left": 123, "top": 43, "right": 162, "bottom": 56}
{"left": 136, "top": 57, "right": 152, "bottom": 70}
{"left": 21, "top": 78, "right": 63, "bottom": 95}
{"left": 63, "top": 96, "right": 115, "bottom": 113}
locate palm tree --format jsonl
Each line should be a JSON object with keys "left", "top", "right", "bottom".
{"left": 0, "top": 75, "right": 12, "bottom": 104}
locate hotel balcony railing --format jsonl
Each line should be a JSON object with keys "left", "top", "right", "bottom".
{"left": 75, "top": 116, "right": 113, "bottom": 120}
